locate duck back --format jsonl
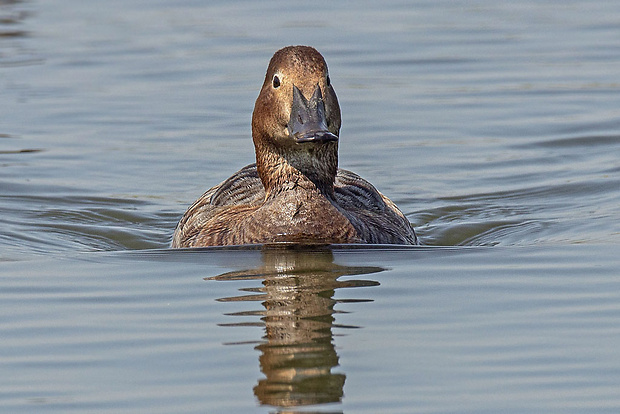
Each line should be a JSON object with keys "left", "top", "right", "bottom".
{"left": 171, "top": 164, "right": 418, "bottom": 247}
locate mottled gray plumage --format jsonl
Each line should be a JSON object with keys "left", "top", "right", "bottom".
{"left": 172, "top": 164, "right": 418, "bottom": 247}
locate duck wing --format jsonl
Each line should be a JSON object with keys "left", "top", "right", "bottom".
{"left": 334, "top": 169, "right": 418, "bottom": 245}
{"left": 171, "top": 164, "right": 264, "bottom": 247}
{"left": 208, "top": 164, "right": 265, "bottom": 206}
{"left": 172, "top": 165, "right": 417, "bottom": 246}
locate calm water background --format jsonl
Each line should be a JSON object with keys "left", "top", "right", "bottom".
{"left": 1, "top": 0, "right": 619, "bottom": 412}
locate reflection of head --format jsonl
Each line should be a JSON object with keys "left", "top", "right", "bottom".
{"left": 209, "top": 245, "right": 382, "bottom": 408}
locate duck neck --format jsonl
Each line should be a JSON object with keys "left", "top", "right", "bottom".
{"left": 255, "top": 144, "right": 338, "bottom": 198}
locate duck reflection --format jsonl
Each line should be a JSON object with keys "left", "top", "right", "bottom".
{"left": 208, "top": 245, "right": 383, "bottom": 409}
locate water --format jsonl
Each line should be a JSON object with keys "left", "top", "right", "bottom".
{"left": 1, "top": 0, "right": 619, "bottom": 412}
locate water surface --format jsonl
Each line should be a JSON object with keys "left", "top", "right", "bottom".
{"left": 1, "top": 0, "right": 619, "bottom": 412}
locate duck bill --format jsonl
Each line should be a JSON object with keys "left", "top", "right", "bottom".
{"left": 288, "top": 84, "right": 339, "bottom": 143}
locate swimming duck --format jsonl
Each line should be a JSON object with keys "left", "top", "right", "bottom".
{"left": 171, "top": 45, "right": 418, "bottom": 247}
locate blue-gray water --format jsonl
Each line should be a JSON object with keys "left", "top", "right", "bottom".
{"left": 1, "top": 0, "right": 619, "bottom": 413}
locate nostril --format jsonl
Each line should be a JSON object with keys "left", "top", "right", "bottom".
{"left": 298, "top": 115, "right": 303, "bottom": 124}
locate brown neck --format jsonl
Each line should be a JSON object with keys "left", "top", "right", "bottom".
{"left": 255, "top": 142, "right": 338, "bottom": 198}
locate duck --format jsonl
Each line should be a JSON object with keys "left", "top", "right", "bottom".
{"left": 171, "top": 45, "right": 418, "bottom": 247}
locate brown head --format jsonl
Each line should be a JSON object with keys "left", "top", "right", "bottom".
{"left": 252, "top": 46, "right": 342, "bottom": 195}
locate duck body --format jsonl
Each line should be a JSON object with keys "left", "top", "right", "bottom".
{"left": 172, "top": 164, "right": 417, "bottom": 246}
{"left": 171, "top": 46, "right": 418, "bottom": 247}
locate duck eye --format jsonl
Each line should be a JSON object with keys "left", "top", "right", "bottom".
{"left": 326, "top": 75, "right": 331, "bottom": 86}
{"left": 272, "top": 75, "right": 281, "bottom": 89}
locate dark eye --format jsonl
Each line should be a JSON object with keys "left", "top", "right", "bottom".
{"left": 326, "top": 75, "right": 331, "bottom": 86}
{"left": 272, "top": 75, "right": 281, "bottom": 89}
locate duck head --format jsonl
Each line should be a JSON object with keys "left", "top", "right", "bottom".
{"left": 252, "top": 46, "right": 342, "bottom": 194}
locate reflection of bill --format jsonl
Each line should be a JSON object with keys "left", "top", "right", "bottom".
{"left": 208, "top": 245, "right": 383, "bottom": 408}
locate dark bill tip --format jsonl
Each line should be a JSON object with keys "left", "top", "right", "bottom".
{"left": 294, "top": 130, "right": 339, "bottom": 143}
{"left": 288, "top": 84, "right": 338, "bottom": 144}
